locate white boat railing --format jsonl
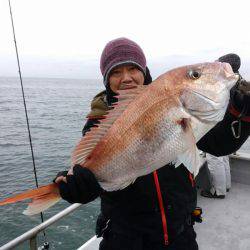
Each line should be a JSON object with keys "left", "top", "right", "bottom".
{"left": 0, "top": 203, "right": 82, "bottom": 250}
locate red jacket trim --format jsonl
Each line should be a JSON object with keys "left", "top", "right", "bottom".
{"left": 229, "top": 104, "right": 250, "bottom": 122}
{"left": 153, "top": 171, "right": 169, "bottom": 245}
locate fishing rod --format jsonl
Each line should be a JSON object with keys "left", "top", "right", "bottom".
{"left": 7, "top": 0, "right": 49, "bottom": 249}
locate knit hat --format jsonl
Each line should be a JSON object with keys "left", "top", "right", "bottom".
{"left": 218, "top": 53, "right": 241, "bottom": 73}
{"left": 100, "top": 37, "right": 147, "bottom": 86}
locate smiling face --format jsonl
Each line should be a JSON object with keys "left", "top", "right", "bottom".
{"left": 108, "top": 64, "right": 145, "bottom": 93}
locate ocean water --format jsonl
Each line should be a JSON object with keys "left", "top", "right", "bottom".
{"left": 0, "top": 77, "right": 103, "bottom": 249}
{"left": 0, "top": 77, "right": 249, "bottom": 249}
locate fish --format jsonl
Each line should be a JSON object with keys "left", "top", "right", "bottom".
{"left": 0, "top": 62, "right": 238, "bottom": 215}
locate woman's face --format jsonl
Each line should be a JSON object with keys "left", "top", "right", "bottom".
{"left": 108, "top": 64, "right": 144, "bottom": 93}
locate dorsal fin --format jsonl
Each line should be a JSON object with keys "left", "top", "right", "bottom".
{"left": 71, "top": 84, "right": 148, "bottom": 167}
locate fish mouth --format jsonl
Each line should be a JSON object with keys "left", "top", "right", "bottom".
{"left": 221, "top": 63, "right": 240, "bottom": 83}
{"left": 222, "top": 62, "right": 234, "bottom": 77}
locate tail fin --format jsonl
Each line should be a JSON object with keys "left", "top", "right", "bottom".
{"left": 0, "top": 183, "right": 61, "bottom": 216}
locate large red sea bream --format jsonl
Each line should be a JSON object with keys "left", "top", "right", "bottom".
{"left": 0, "top": 62, "right": 238, "bottom": 215}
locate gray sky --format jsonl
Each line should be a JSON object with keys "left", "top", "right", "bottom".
{"left": 1, "top": 0, "right": 250, "bottom": 78}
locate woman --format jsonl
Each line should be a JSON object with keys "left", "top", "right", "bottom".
{"left": 55, "top": 38, "right": 250, "bottom": 250}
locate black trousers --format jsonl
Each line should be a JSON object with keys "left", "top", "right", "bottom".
{"left": 99, "top": 226, "right": 198, "bottom": 250}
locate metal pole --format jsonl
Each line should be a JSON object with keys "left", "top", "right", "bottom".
{"left": 30, "top": 236, "right": 37, "bottom": 250}
{"left": 0, "top": 204, "right": 82, "bottom": 250}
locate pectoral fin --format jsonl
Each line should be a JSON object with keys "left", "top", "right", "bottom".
{"left": 175, "top": 118, "right": 202, "bottom": 176}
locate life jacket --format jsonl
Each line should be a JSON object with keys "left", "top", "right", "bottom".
{"left": 84, "top": 91, "right": 197, "bottom": 244}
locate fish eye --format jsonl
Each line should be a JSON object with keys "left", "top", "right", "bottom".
{"left": 187, "top": 70, "right": 201, "bottom": 80}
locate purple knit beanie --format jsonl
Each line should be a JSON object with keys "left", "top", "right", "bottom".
{"left": 100, "top": 37, "right": 147, "bottom": 86}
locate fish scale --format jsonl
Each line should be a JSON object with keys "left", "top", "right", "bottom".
{"left": 97, "top": 107, "right": 191, "bottom": 191}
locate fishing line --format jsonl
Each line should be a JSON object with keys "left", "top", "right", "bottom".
{"left": 8, "top": 0, "right": 49, "bottom": 248}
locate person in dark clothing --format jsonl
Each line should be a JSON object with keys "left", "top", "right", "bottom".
{"left": 54, "top": 39, "right": 250, "bottom": 250}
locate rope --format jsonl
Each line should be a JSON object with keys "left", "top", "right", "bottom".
{"left": 8, "top": 0, "right": 48, "bottom": 245}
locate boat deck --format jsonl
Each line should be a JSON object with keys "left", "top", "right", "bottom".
{"left": 196, "top": 182, "right": 250, "bottom": 250}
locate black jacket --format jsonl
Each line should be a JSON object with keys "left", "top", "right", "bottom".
{"left": 80, "top": 101, "right": 250, "bottom": 243}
